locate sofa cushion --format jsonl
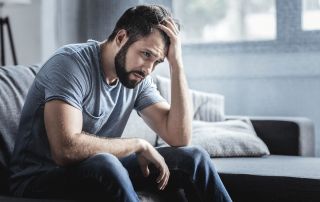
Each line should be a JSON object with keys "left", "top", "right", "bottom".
{"left": 191, "top": 119, "right": 270, "bottom": 157}
{"left": 154, "top": 75, "right": 225, "bottom": 122}
{"left": 213, "top": 155, "right": 320, "bottom": 202}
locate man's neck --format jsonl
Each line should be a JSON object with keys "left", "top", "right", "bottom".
{"left": 100, "top": 41, "right": 118, "bottom": 85}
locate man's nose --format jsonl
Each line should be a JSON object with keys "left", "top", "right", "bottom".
{"left": 142, "top": 62, "right": 153, "bottom": 76}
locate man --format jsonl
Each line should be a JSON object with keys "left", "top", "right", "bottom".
{"left": 9, "top": 5, "right": 232, "bottom": 202}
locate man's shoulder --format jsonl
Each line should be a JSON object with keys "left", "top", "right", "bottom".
{"left": 140, "top": 76, "right": 156, "bottom": 89}
{"left": 54, "top": 40, "right": 100, "bottom": 58}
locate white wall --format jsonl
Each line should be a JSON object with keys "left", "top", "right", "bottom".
{"left": 2, "top": 0, "right": 42, "bottom": 65}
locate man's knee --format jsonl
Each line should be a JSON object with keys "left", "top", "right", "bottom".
{"left": 81, "top": 153, "right": 128, "bottom": 179}
{"left": 159, "top": 146, "right": 211, "bottom": 171}
{"left": 175, "top": 146, "right": 210, "bottom": 163}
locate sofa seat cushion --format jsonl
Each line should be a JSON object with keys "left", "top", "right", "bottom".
{"left": 214, "top": 155, "right": 320, "bottom": 202}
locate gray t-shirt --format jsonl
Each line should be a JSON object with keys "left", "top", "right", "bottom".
{"left": 9, "top": 40, "right": 165, "bottom": 196}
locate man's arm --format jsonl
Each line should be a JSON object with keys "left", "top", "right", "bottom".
{"left": 44, "top": 100, "right": 170, "bottom": 190}
{"left": 140, "top": 19, "right": 192, "bottom": 147}
{"left": 45, "top": 100, "right": 143, "bottom": 165}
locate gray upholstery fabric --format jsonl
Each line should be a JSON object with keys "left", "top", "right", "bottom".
{"left": 191, "top": 119, "right": 270, "bottom": 157}
{"left": 0, "top": 65, "right": 40, "bottom": 168}
{"left": 214, "top": 155, "right": 320, "bottom": 179}
{"left": 214, "top": 155, "right": 320, "bottom": 202}
{"left": 122, "top": 111, "right": 157, "bottom": 145}
{"left": 249, "top": 116, "right": 315, "bottom": 156}
{"left": 154, "top": 75, "right": 225, "bottom": 122}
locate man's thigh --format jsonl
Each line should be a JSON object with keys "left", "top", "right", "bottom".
{"left": 23, "top": 153, "right": 130, "bottom": 200}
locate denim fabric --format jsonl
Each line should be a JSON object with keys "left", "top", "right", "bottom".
{"left": 22, "top": 146, "right": 232, "bottom": 202}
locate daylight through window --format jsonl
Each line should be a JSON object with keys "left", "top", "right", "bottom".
{"left": 173, "top": 0, "right": 276, "bottom": 44}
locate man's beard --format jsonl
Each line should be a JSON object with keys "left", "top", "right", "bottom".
{"left": 114, "top": 43, "right": 145, "bottom": 89}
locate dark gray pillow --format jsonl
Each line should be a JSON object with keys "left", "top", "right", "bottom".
{"left": 0, "top": 65, "right": 40, "bottom": 169}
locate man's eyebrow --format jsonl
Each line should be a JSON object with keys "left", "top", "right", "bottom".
{"left": 145, "top": 49, "right": 164, "bottom": 61}
{"left": 157, "top": 58, "right": 164, "bottom": 63}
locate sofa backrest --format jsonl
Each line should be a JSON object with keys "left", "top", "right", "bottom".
{"left": 0, "top": 65, "right": 40, "bottom": 192}
{"left": 154, "top": 75, "right": 225, "bottom": 122}
{"left": 0, "top": 65, "right": 40, "bottom": 167}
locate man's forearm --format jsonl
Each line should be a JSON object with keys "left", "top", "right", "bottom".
{"left": 54, "top": 132, "right": 145, "bottom": 166}
{"left": 166, "top": 61, "right": 192, "bottom": 146}
{"left": 156, "top": 19, "right": 192, "bottom": 146}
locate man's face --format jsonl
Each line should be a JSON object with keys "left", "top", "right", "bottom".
{"left": 115, "top": 30, "right": 166, "bottom": 89}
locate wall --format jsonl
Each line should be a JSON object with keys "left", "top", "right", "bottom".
{"left": 2, "top": 0, "right": 42, "bottom": 65}
{"left": 2, "top": 0, "right": 172, "bottom": 64}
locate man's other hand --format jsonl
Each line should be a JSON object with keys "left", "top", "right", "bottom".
{"left": 137, "top": 140, "right": 170, "bottom": 190}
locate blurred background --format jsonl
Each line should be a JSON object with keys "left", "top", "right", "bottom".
{"left": 2, "top": 0, "right": 320, "bottom": 155}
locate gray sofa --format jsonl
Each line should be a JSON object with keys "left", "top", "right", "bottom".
{"left": 1, "top": 64, "right": 320, "bottom": 202}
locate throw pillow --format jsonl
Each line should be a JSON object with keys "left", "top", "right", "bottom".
{"left": 191, "top": 119, "right": 270, "bottom": 157}
{"left": 154, "top": 75, "right": 225, "bottom": 122}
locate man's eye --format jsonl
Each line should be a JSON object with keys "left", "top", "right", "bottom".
{"left": 143, "top": 52, "right": 151, "bottom": 58}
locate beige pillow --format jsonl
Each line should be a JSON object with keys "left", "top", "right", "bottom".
{"left": 191, "top": 119, "right": 270, "bottom": 157}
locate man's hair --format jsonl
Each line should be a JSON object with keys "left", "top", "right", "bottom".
{"left": 107, "top": 5, "right": 180, "bottom": 51}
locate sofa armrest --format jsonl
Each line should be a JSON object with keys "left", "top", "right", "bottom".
{"left": 226, "top": 116, "right": 315, "bottom": 157}
{"left": 251, "top": 117, "right": 315, "bottom": 157}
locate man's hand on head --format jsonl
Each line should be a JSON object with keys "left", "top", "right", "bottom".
{"left": 157, "top": 18, "right": 183, "bottom": 69}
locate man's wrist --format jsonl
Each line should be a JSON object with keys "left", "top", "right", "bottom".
{"left": 169, "top": 59, "right": 183, "bottom": 70}
{"left": 135, "top": 138, "right": 148, "bottom": 153}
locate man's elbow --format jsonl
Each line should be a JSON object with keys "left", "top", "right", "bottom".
{"left": 168, "top": 132, "right": 192, "bottom": 147}
{"left": 169, "top": 139, "right": 191, "bottom": 147}
{"left": 51, "top": 148, "right": 74, "bottom": 167}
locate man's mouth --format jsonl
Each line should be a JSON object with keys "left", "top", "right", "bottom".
{"left": 133, "top": 72, "right": 144, "bottom": 79}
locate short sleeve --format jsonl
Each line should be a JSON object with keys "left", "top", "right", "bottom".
{"left": 134, "top": 76, "right": 166, "bottom": 112}
{"left": 37, "top": 54, "right": 89, "bottom": 110}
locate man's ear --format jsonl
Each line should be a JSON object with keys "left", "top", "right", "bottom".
{"left": 115, "top": 29, "right": 128, "bottom": 47}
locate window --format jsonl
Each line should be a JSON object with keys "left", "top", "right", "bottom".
{"left": 174, "top": 0, "right": 320, "bottom": 53}
{"left": 173, "top": 0, "right": 276, "bottom": 44}
{"left": 302, "top": 0, "right": 320, "bottom": 30}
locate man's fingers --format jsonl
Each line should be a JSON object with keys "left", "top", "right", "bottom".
{"left": 163, "top": 170, "right": 170, "bottom": 189}
{"left": 156, "top": 165, "right": 166, "bottom": 183}
{"left": 143, "top": 164, "right": 150, "bottom": 177}
{"left": 157, "top": 24, "right": 175, "bottom": 39}
{"left": 166, "top": 18, "right": 179, "bottom": 34}
{"left": 159, "top": 169, "right": 170, "bottom": 190}
{"left": 138, "top": 156, "right": 150, "bottom": 177}
{"left": 156, "top": 165, "right": 170, "bottom": 190}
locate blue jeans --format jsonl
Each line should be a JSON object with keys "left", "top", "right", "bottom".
{"left": 23, "top": 146, "right": 232, "bottom": 202}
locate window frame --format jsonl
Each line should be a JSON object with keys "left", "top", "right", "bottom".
{"left": 179, "top": 0, "right": 320, "bottom": 54}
